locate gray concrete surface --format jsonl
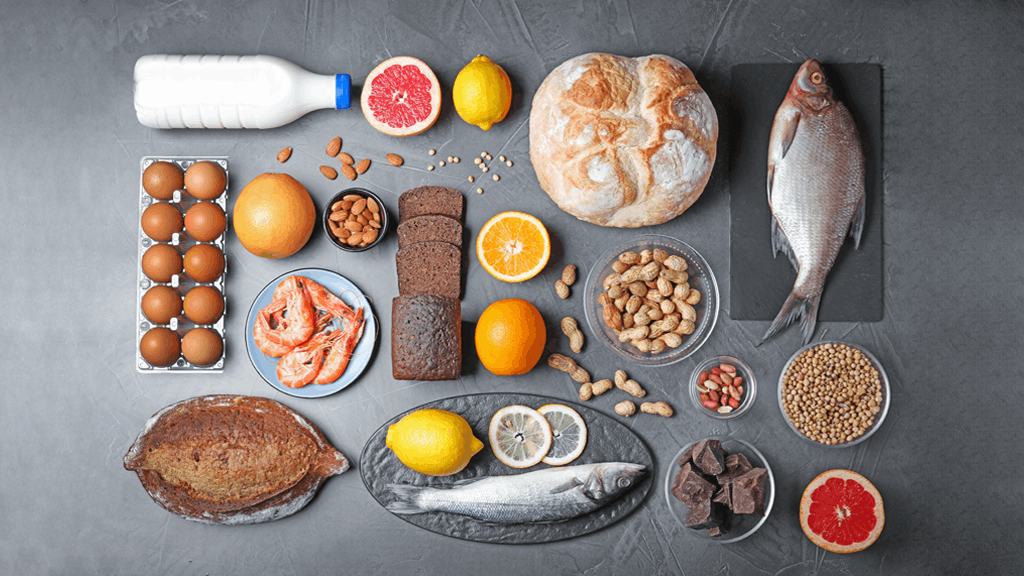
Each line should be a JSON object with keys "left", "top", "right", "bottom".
{"left": 2, "top": 1, "right": 1022, "bottom": 574}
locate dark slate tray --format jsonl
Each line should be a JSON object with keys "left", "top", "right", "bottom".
{"left": 360, "top": 393, "right": 654, "bottom": 544}
{"left": 729, "top": 63, "right": 883, "bottom": 322}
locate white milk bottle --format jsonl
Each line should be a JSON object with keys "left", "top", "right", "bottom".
{"left": 134, "top": 55, "right": 351, "bottom": 129}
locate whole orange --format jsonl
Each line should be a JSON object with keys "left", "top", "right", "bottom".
{"left": 232, "top": 173, "right": 316, "bottom": 259}
{"left": 475, "top": 299, "right": 546, "bottom": 376}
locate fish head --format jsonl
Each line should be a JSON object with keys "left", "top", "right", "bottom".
{"left": 581, "top": 463, "right": 647, "bottom": 502}
{"left": 788, "top": 59, "right": 833, "bottom": 111}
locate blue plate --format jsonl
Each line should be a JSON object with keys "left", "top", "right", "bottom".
{"left": 245, "top": 268, "right": 376, "bottom": 398}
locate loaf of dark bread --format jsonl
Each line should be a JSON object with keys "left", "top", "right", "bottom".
{"left": 123, "top": 395, "right": 349, "bottom": 524}
{"left": 397, "top": 214, "right": 463, "bottom": 249}
{"left": 396, "top": 241, "right": 461, "bottom": 299}
{"left": 392, "top": 295, "right": 461, "bottom": 380}
{"left": 398, "top": 186, "right": 463, "bottom": 222}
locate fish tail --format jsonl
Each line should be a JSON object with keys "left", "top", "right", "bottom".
{"left": 385, "top": 484, "right": 429, "bottom": 515}
{"left": 759, "top": 291, "right": 820, "bottom": 346}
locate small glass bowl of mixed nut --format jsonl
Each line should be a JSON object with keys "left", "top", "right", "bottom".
{"left": 583, "top": 235, "right": 719, "bottom": 367}
{"left": 777, "top": 341, "right": 890, "bottom": 448}
{"left": 689, "top": 356, "right": 757, "bottom": 419}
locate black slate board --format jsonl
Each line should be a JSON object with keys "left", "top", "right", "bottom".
{"left": 360, "top": 393, "right": 654, "bottom": 544}
{"left": 729, "top": 63, "right": 883, "bottom": 323}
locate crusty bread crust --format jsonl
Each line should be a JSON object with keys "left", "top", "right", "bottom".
{"left": 124, "top": 395, "right": 349, "bottom": 524}
{"left": 529, "top": 53, "right": 718, "bottom": 228}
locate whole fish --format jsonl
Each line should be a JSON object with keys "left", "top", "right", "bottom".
{"left": 761, "top": 60, "right": 865, "bottom": 345}
{"left": 386, "top": 462, "right": 646, "bottom": 524}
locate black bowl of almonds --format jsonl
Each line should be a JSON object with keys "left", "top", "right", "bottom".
{"left": 583, "top": 235, "right": 719, "bottom": 367}
{"left": 323, "top": 188, "right": 388, "bottom": 252}
{"left": 777, "top": 341, "right": 890, "bottom": 447}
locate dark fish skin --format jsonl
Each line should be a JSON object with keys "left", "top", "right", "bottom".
{"left": 760, "top": 60, "right": 865, "bottom": 346}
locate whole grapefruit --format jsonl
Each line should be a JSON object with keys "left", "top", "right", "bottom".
{"left": 233, "top": 173, "right": 316, "bottom": 259}
{"left": 800, "top": 469, "right": 885, "bottom": 553}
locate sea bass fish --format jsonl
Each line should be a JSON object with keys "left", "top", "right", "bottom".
{"left": 386, "top": 462, "right": 646, "bottom": 524}
{"left": 761, "top": 60, "right": 865, "bottom": 345}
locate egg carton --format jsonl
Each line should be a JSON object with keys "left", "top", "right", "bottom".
{"left": 136, "top": 156, "right": 228, "bottom": 373}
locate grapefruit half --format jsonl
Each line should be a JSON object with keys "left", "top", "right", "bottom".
{"left": 800, "top": 469, "right": 884, "bottom": 553}
{"left": 361, "top": 56, "right": 441, "bottom": 137}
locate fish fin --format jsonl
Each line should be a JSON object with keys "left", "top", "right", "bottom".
{"left": 767, "top": 108, "right": 800, "bottom": 205}
{"left": 849, "top": 197, "right": 866, "bottom": 249}
{"left": 758, "top": 291, "right": 821, "bottom": 347}
{"left": 549, "top": 478, "right": 583, "bottom": 495}
{"left": 770, "top": 218, "right": 799, "bottom": 270}
{"left": 385, "top": 484, "right": 428, "bottom": 515}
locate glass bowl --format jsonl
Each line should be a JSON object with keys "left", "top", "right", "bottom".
{"left": 776, "top": 341, "right": 891, "bottom": 448}
{"left": 664, "top": 435, "right": 775, "bottom": 543}
{"left": 322, "top": 188, "right": 389, "bottom": 252}
{"left": 583, "top": 235, "right": 719, "bottom": 367}
{"left": 688, "top": 355, "right": 757, "bottom": 419}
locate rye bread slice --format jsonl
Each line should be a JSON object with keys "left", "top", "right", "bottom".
{"left": 123, "top": 395, "right": 349, "bottom": 524}
{"left": 396, "top": 241, "right": 461, "bottom": 299}
{"left": 397, "top": 214, "right": 463, "bottom": 249}
{"left": 398, "top": 186, "right": 463, "bottom": 222}
{"left": 392, "top": 295, "right": 462, "bottom": 380}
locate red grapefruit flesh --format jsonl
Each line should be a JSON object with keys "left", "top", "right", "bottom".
{"left": 800, "top": 469, "right": 884, "bottom": 553}
{"left": 361, "top": 56, "right": 441, "bottom": 137}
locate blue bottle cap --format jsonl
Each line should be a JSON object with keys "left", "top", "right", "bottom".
{"left": 335, "top": 74, "right": 351, "bottom": 110}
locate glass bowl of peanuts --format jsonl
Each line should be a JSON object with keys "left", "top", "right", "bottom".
{"left": 583, "top": 235, "right": 719, "bottom": 367}
{"left": 323, "top": 188, "right": 388, "bottom": 252}
{"left": 777, "top": 341, "right": 891, "bottom": 448}
{"left": 689, "top": 356, "right": 757, "bottom": 419}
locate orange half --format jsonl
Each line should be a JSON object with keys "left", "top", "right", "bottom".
{"left": 476, "top": 211, "right": 551, "bottom": 282}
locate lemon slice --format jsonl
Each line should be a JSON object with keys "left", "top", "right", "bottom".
{"left": 537, "top": 404, "right": 588, "bottom": 466}
{"left": 488, "top": 405, "right": 553, "bottom": 468}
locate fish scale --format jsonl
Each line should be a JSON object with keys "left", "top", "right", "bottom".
{"left": 761, "top": 60, "right": 865, "bottom": 346}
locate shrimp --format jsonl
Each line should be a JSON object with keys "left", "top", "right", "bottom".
{"left": 256, "top": 276, "right": 317, "bottom": 348}
{"left": 303, "top": 278, "right": 359, "bottom": 324}
{"left": 313, "top": 308, "right": 366, "bottom": 385}
{"left": 276, "top": 330, "right": 333, "bottom": 388}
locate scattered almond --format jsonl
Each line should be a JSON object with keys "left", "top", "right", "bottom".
{"left": 277, "top": 147, "right": 292, "bottom": 163}
{"left": 355, "top": 158, "right": 371, "bottom": 174}
{"left": 386, "top": 153, "right": 404, "bottom": 166}
{"left": 338, "top": 152, "right": 355, "bottom": 165}
{"left": 326, "top": 137, "right": 342, "bottom": 157}
{"left": 320, "top": 165, "right": 338, "bottom": 180}
{"left": 340, "top": 164, "right": 357, "bottom": 180}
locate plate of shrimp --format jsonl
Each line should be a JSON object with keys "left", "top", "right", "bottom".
{"left": 245, "top": 268, "right": 376, "bottom": 398}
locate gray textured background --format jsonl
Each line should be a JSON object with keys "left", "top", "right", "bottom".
{"left": 2, "top": 1, "right": 1022, "bottom": 574}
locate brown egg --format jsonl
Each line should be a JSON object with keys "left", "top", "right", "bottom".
{"left": 142, "top": 161, "right": 184, "bottom": 200}
{"left": 181, "top": 327, "right": 223, "bottom": 366}
{"left": 141, "top": 244, "right": 183, "bottom": 283}
{"left": 141, "top": 285, "right": 183, "bottom": 324}
{"left": 184, "top": 202, "right": 226, "bottom": 242}
{"left": 141, "top": 202, "right": 183, "bottom": 241}
{"left": 183, "top": 285, "right": 224, "bottom": 324}
{"left": 183, "top": 244, "right": 225, "bottom": 283}
{"left": 184, "top": 161, "right": 227, "bottom": 200}
{"left": 140, "top": 327, "right": 181, "bottom": 367}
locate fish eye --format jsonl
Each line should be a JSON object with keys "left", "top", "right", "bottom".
{"left": 811, "top": 72, "right": 824, "bottom": 84}
{"left": 617, "top": 478, "right": 632, "bottom": 488}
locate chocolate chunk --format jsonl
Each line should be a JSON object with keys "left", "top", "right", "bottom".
{"left": 707, "top": 512, "right": 732, "bottom": 537}
{"left": 677, "top": 447, "right": 693, "bottom": 467}
{"left": 716, "top": 453, "right": 753, "bottom": 486}
{"left": 684, "top": 499, "right": 725, "bottom": 531}
{"left": 692, "top": 439, "right": 726, "bottom": 475}
{"left": 732, "top": 468, "right": 768, "bottom": 516}
{"left": 712, "top": 484, "right": 732, "bottom": 510}
{"left": 670, "top": 462, "right": 715, "bottom": 509}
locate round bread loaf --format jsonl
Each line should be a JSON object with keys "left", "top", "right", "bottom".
{"left": 529, "top": 53, "right": 718, "bottom": 228}
{"left": 124, "top": 395, "right": 349, "bottom": 524}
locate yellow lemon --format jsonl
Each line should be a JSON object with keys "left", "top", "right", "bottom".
{"left": 453, "top": 55, "right": 512, "bottom": 131}
{"left": 386, "top": 409, "right": 484, "bottom": 476}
